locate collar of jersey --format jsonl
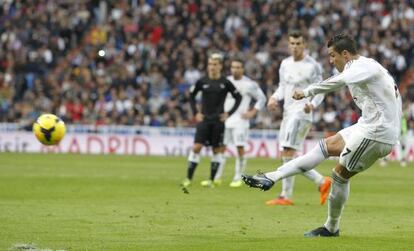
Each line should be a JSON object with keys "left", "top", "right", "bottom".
{"left": 344, "top": 59, "right": 354, "bottom": 70}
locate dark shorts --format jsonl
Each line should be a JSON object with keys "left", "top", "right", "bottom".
{"left": 194, "top": 120, "right": 225, "bottom": 147}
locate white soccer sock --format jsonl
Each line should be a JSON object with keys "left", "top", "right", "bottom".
{"left": 266, "top": 140, "right": 329, "bottom": 182}
{"left": 187, "top": 151, "right": 201, "bottom": 180}
{"left": 280, "top": 176, "right": 295, "bottom": 198}
{"left": 188, "top": 151, "right": 200, "bottom": 163}
{"left": 214, "top": 155, "right": 226, "bottom": 180}
{"left": 233, "top": 156, "right": 246, "bottom": 181}
{"left": 211, "top": 153, "right": 222, "bottom": 163}
{"left": 324, "top": 170, "right": 350, "bottom": 233}
{"left": 280, "top": 157, "right": 295, "bottom": 199}
{"left": 210, "top": 153, "right": 222, "bottom": 180}
{"left": 303, "top": 169, "right": 324, "bottom": 186}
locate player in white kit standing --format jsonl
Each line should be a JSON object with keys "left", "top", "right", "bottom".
{"left": 242, "top": 34, "right": 402, "bottom": 237}
{"left": 266, "top": 30, "right": 331, "bottom": 206}
{"left": 207, "top": 58, "right": 267, "bottom": 187}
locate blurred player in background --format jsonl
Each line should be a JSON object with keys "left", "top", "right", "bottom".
{"left": 243, "top": 34, "right": 402, "bottom": 237}
{"left": 210, "top": 58, "right": 267, "bottom": 188}
{"left": 380, "top": 112, "right": 408, "bottom": 167}
{"left": 182, "top": 53, "right": 242, "bottom": 188}
{"left": 266, "top": 30, "right": 331, "bottom": 206}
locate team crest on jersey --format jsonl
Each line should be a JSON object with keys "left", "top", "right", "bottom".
{"left": 220, "top": 84, "right": 225, "bottom": 89}
{"left": 203, "top": 84, "right": 209, "bottom": 89}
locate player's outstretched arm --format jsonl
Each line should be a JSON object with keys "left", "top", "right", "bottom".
{"left": 302, "top": 75, "right": 346, "bottom": 98}
{"left": 302, "top": 64, "right": 372, "bottom": 98}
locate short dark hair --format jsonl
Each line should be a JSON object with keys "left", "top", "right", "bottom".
{"left": 327, "top": 34, "right": 357, "bottom": 54}
{"left": 288, "top": 29, "right": 305, "bottom": 40}
{"left": 231, "top": 57, "right": 244, "bottom": 67}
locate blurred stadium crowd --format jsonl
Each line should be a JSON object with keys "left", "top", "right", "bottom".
{"left": 1, "top": 0, "right": 414, "bottom": 133}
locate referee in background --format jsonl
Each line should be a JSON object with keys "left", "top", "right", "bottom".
{"left": 182, "top": 53, "right": 242, "bottom": 188}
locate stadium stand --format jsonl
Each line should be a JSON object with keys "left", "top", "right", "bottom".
{"left": 0, "top": 0, "right": 413, "bottom": 133}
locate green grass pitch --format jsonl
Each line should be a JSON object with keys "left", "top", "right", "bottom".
{"left": 0, "top": 153, "right": 413, "bottom": 250}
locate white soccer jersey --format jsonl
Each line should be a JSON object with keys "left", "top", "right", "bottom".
{"left": 271, "top": 55, "right": 324, "bottom": 120}
{"left": 303, "top": 56, "right": 401, "bottom": 144}
{"left": 224, "top": 75, "right": 266, "bottom": 129}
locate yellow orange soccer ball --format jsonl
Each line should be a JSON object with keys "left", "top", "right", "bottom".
{"left": 33, "top": 114, "right": 66, "bottom": 145}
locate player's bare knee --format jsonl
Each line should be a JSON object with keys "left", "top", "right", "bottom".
{"left": 325, "top": 134, "right": 345, "bottom": 156}
{"left": 193, "top": 144, "right": 203, "bottom": 153}
{"left": 334, "top": 165, "right": 356, "bottom": 180}
{"left": 237, "top": 146, "right": 244, "bottom": 156}
{"left": 212, "top": 147, "right": 221, "bottom": 154}
{"left": 282, "top": 147, "right": 296, "bottom": 157}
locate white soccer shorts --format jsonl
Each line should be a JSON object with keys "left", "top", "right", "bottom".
{"left": 224, "top": 127, "right": 249, "bottom": 147}
{"left": 338, "top": 124, "right": 393, "bottom": 172}
{"left": 279, "top": 117, "right": 312, "bottom": 151}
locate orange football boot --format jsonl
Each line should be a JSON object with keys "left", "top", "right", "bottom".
{"left": 266, "top": 196, "right": 294, "bottom": 206}
{"left": 319, "top": 177, "right": 332, "bottom": 205}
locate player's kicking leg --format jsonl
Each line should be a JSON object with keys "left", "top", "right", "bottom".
{"left": 242, "top": 138, "right": 331, "bottom": 191}
{"left": 243, "top": 132, "right": 345, "bottom": 189}
{"left": 242, "top": 172, "right": 275, "bottom": 191}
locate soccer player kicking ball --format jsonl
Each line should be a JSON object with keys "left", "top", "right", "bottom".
{"left": 242, "top": 34, "right": 402, "bottom": 237}
{"left": 182, "top": 53, "right": 242, "bottom": 188}
{"left": 266, "top": 30, "right": 331, "bottom": 206}
{"left": 211, "top": 58, "right": 266, "bottom": 188}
